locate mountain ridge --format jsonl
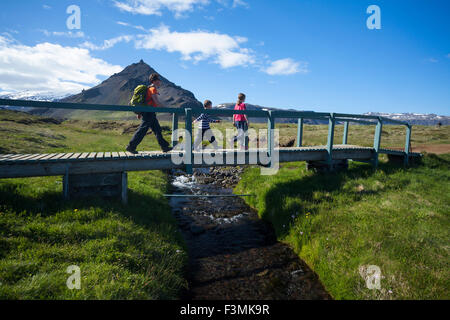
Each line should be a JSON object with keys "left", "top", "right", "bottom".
{"left": 22, "top": 60, "right": 203, "bottom": 118}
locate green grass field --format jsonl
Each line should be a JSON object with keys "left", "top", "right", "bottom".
{"left": 0, "top": 109, "right": 449, "bottom": 299}
{"left": 0, "top": 110, "right": 187, "bottom": 299}
{"left": 235, "top": 155, "right": 450, "bottom": 299}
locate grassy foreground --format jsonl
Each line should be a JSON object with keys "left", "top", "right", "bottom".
{"left": 0, "top": 110, "right": 187, "bottom": 299}
{"left": 235, "top": 155, "right": 450, "bottom": 299}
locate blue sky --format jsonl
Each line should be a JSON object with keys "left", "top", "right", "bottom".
{"left": 0, "top": 0, "right": 449, "bottom": 115}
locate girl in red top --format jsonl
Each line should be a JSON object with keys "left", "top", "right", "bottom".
{"left": 233, "top": 93, "right": 249, "bottom": 150}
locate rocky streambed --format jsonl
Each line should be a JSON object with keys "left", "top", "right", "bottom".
{"left": 169, "top": 167, "right": 330, "bottom": 300}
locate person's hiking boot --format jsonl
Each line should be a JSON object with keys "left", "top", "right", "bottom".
{"left": 126, "top": 146, "right": 138, "bottom": 154}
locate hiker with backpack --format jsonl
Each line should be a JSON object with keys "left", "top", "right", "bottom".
{"left": 126, "top": 73, "right": 172, "bottom": 154}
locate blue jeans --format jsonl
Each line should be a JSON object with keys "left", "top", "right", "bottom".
{"left": 128, "top": 112, "right": 170, "bottom": 151}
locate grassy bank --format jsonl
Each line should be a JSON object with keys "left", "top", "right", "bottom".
{"left": 235, "top": 155, "right": 450, "bottom": 299}
{"left": 0, "top": 110, "right": 187, "bottom": 299}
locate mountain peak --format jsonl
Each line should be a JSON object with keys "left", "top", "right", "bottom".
{"left": 61, "top": 61, "right": 202, "bottom": 110}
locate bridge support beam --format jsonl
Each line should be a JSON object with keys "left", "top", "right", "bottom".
{"left": 373, "top": 117, "right": 383, "bottom": 168}
{"left": 326, "top": 114, "right": 335, "bottom": 170}
{"left": 306, "top": 159, "right": 348, "bottom": 172}
{"left": 342, "top": 121, "right": 349, "bottom": 145}
{"left": 62, "top": 171, "right": 128, "bottom": 204}
{"left": 171, "top": 113, "right": 179, "bottom": 148}
{"left": 267, "top": 111, "right": 275, "bottom": 161}
{"left": 297, "top": 118, "right": 304, "bottom": 147}
{"left": 185, "top": 108, "right": 193, "bottom": 174}
{"left": 63, "top": 167, "right": 69, "bottom": 200}
{"left": 404, "top": 124, "right": 412, "bottom": 166}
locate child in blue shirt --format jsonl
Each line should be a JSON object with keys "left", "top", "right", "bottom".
{"left": 193, "top": 100, "right": 221, "bottom": 150}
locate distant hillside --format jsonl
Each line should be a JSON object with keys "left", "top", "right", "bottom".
{"left": 364, "top": 112, "right": 450, "bottom": 126}
{"left": 215, "top": 103, "right": 327, "bottom": 124}
{"left": 29, "top": 60, "right": 202, "bottom": 119}
{"left": 216, "top": 103, "right": 450, "bottom": 125}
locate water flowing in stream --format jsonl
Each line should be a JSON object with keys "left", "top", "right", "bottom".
{"left": 168, "top": 167, "right": 331, "bottom": 300}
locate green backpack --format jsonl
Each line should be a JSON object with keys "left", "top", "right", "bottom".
{"left": 130, "top": 85, "right": 148, "bottom": 106}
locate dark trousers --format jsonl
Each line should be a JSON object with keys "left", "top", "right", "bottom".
{"left": 128, "top": 112, "right": 170, "bottom": 151}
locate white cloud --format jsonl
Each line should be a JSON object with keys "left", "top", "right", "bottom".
{"left": 446, "top": 53, "right": 450, "bottom": 59}
{"left": 117, "top": 21, "right": 147, "bottom": 31}
{"left": 43, "top": 4, "right": 51, "bottom": 10}
{"left": 264, "top": 58, "right": 308, "bottom": 76}
{"left": 0, "top": 36, "right": 122, "bottom": 95}
{"left": 232, "top": 0, "right": 249, "bottom": 8}
{"left": 113, "top": 0, "right": 209, "bottom": 18}
{"left": 5, "top": 29, "right": 19, "bottom": 35}
{"left": 427, "top": 58, "right": 438, "bottom": 63}
{"left": 216, "top": 0, "right": 248, "bottom": 8}
{"left": 135, "top": 25, "right": 254, "bottom": 68}
{"left": 82, "top": 35, "right": 133, "bottom": 50}
{"left": 107, "top": 24, "right": 308, "bottom": 74}
{"left": 113, "top": 0, "right": 248, "bottom": 17}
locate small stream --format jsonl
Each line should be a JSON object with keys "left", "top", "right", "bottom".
{"left": 169, "top": 167, "right": 331, "bottom": 300}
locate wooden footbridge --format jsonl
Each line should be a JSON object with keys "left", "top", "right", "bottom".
{"left": 0, "top": 98, "right": 421, "bottom": 203}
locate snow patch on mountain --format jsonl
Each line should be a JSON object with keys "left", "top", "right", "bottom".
{"left": 364, "top": 112, "right": 449, "bottom": 125}
{"left": 0, "top": 91, "right": 73, "bottom": 112}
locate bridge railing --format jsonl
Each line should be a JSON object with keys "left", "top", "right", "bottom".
{"left": 0, "top": 98, "right": 413, "bottom": 168}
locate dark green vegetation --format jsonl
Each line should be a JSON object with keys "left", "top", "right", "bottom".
{"left": 0, "top": 110, "right": 187, "bottom": 299}
{"left": 235, "top": 154, "right": 450, "bottom": 299}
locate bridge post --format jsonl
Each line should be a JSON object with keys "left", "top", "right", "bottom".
{"left": 185, "top": 108, "right": 193, "bottom": 174}
{"left": 297, "top": 118, "right": 304, "bottom": 147}
{"left": 267, "top": 111, "right": 275, "bottom": 166}
{"left": 171, "top": 113, "right": 178, "bottom": 147}
{"left": 63, "top": 167, "right": 69, "bottom": 200}
{"left": 373, "top": 117, "right": 383, "bottom": 168}
{"left": 404, "top": 124, "right": 412, "bottom": 166}
{"left": 121, "top": 172, "right": 128, "bottom": 205}
{"left": 62, "top": 172, "right": 128, "bottom": 204}
{"left": 326, "top": 113, "right": 335, "bottom": 170}
{"left": 342, "top": 121, "right": 349, "bottom": 145}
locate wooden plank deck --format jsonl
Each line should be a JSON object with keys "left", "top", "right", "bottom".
{"left": 0, "top": 146, "right": 374, "bottom": 162}
{"left": 0, "top": 146, "right": 421, "bottom": 179}
{"left": 69, "top": 153, "right": 82, "bottom": 159}
{"left": 78, "top": 153, "right": 90, "bottom": 160}
{"left": 60, "top": 153, "right": 74, "bottom": 160}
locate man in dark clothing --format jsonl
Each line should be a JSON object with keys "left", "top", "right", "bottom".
{"left": 126, "top": 73, "right": 172, "bottom": 153}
